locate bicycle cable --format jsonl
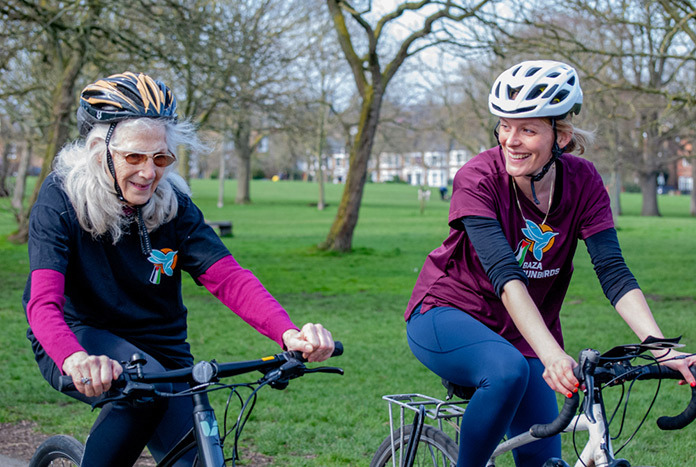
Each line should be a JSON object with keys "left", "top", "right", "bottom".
{"left": 570, "top": 352, "right": 667, "bottom": 465}
{"left": 228, "top": 380, "right": 272, "bottom": 466}
{"left": 222, "top": 384, "right": 249, "bottom": 444}
{"left": 571, "top": 409, "right": 588, "bottom": 467}
{"left": 613, "top": 354, "right": 667, "bottom": 456}
{"left": 601, "top": 354, "right": 656, "bottom": 443}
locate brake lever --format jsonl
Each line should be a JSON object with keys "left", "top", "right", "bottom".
{"left": 91, "top": 381, "right": 158, "bottom": 410}
{"left": 577, "top": 348, "right": 600, "bottom": 423}
{"left": 304, "top": 366, "right": 344, "bottom": 376}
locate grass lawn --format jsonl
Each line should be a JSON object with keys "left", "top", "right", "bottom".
{"left": 1, "top": 179, "right": 695, "bottom": 465}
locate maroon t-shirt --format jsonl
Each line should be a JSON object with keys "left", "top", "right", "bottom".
{"left": 405, "top": 147, "right": 614, "bottom": 357}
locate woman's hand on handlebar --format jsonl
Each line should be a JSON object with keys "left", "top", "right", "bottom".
{"left": 62, "top": 351, "right": 123, "bottom": 397}
{"left": 658, "top": 350, "right": 696, "bottom": 387}
{"left": 283, "top": 323, "right": 334, "bottom": 362}
{"left": 542, "top": 352, "right": 580, "bottom": 398}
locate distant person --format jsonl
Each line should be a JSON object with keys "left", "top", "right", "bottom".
{"left": 418, "top": 186, "right": 431, "bottom": 201}
{"left": 23, "top": 71, "right": 335, "bottom": 466}
{"left": 439, "top": 185, "right": 448, "bottom": 200}
{"left": 404, "top": 60, "right": 696, "bottom": 466}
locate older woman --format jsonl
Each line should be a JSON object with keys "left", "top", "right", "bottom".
{"left": 404, "top": 60, "right": 696, "bottom": 466}
{"left": 24, "top": 71, "right": 334, "bottom": 466}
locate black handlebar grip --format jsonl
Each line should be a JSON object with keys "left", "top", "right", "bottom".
{"left": 655, "top": 366, "right": 696, "bottom": 430}
{"left": 529, "top": 392, "right": 579, "bottom": 438}
{"left": 287, "top": 341, "right": 343, "bottom": 362}
{"left": 58, "top": 375, "right": 76, "bottom": 393}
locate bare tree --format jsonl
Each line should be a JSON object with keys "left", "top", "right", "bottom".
{"left": 207, "top": 0, "right": 314, "bottom": 205}
{"left": 0, "top": 1, "right": 212, "bottom": 241}
{"left": 657, "top": 0, "right": 696, "bottom": 216}
{"left": 321, "top": 0, "right": 495, "bottom": 252}
{"left": 0, "top": 1, "right": 107, "bottom": 242}
{"left": 492, "top": 0, "right": 696, "bottom": 217}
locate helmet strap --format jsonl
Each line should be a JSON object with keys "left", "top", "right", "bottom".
{"left": 529, "top": 119, "right": 564, "bottom": 205}
{"left": 104, "top": 122, "right": 153, "bottom": 256}
{"left": 104, "top": 123, "right": 126, "bottom": 203}
{"left": 135, "top": 207, "right": 153, "bottom": 256}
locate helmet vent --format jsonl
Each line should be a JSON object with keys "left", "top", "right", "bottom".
{"left": 548, "top": 72, "right": 561, "bottom": 78}
{"left": 511, "top": 65, "right": 522, "bottom": 76}
{"left": 507, "top": 85, "right": 522, "bottom": 99}
{"left": 525, "top": 66, "right": 542, "bottom": 77}
{"left": 542, "top": 84, "right": 559, "bottom": 99}
{"left": 527, "top": 84, "right": 546, "bottom": 100}
{"left": 551, "top": 89, "right": 569, "bottom": 103}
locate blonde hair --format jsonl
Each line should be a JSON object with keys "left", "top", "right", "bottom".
{"left": 551, "top": 116, "right": 594, "bottom": 155}
{"left": 54, "top": 118, "right": 206, "bottom": 243}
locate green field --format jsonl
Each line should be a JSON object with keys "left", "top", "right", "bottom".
{"left": 1, "top": 179, "right": 695, "bottom": 465}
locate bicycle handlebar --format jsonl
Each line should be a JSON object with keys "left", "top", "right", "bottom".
{"left": 529, "top": 392, "right": 580, "bottom": 438}
{"left": 58, "top": 341, "right": 344, "bottom": 396}
{"left": 528, "top": 345, "right": 696, "bottom": 438}
{"left": 634, "top": 365, "right": 696, "bottom": 430}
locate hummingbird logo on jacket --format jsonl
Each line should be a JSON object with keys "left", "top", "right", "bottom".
{"left": 147, "top": 248, "right": 178, "bottom": 284}
{"left": 514, "top": 220, "right": 561, "bottom": 279}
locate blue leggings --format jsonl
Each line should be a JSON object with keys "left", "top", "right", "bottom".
{"left": 37, "top": 326, "right": 196, "bottom": 467}
{"left": 407, "top": 306, "right": 561, "bottom": 467}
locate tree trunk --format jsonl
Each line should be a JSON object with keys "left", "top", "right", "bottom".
{"left": 0, "top": 141, "right": 11, "bottom": 197}
{"left": 217, "top": 144, "right": 226, "bottom": 208}
{"left": 316, "top": 104, "right": 328, "bottom": 211}
{"left": 691, "top": 162, "right": 696, "bottom": 217}
{"left": 320, "top": 89, "right": 382, "bottom": 251}
{"left": 10, "top": 50, "right": 85, "bottom": 243}
{"left": 608, "top": 167, "right": 622, "bottom": 219}
{"left": 234, "top": 120, "right": 252, "bottom": 205}
{"left": 11, "top": 139, "right": 31, "bottom": 217}
{"left": 639, "top": 171, "right": 660, "bottom": 216}
{"left": 178, "top": 146, "right": 191, "bottom": 185}
{"left": 638, "top": 113, "right": 662, "bottom": 217}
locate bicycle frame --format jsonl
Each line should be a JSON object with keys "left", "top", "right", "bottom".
{"left": 378, "top": 341, "right": 696, "bottom": 467}
{"left": 155, "top": 391, "right": 225, "bottom": 467}
{"left": 488, "top": 400, "right": 617, "bottom": 467}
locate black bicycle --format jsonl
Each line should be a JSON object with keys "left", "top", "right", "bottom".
{"left": 29, "top": 342, "right": 344, "bottom": 467}
{"left": 371, "top": 337, "right": 696, "bottom": 466}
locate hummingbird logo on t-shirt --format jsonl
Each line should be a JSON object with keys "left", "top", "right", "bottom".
{"left": 515, "top": 219, "right": 558, "bottom": 267}
{"left": 147, "top": 248, "right": 178, "bottom": 284}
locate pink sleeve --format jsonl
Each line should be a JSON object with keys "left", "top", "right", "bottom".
{"left": 197, "top": 255, "right": 299, "bottom": 348}
{"left": 27, "top": 269, "right": 85, "bottom": 372}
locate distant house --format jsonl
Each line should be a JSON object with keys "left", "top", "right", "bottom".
{"left": 309, "top": 147, "right": 473, "bottom": 186}
{"left": 676, "top": 157, "right": 693, "bottom": 194}
{"left": 673, "top": 140, "right": 694, "bottom": 194}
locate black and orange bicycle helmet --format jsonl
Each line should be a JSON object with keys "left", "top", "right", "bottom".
{"left": 77, "top": 71, "right": 177, "bottom": 137}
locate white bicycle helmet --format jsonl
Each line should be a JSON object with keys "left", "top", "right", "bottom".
{"left": 488, "top": 60, "right": 582, "bottom": 119}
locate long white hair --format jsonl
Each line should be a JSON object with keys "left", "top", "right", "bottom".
{"left": 54, "top": 118, "right": 206, "bottom": 243}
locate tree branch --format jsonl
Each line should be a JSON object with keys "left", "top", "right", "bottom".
{"left": 327, "top": 0, "right": 367, "bottom": 97}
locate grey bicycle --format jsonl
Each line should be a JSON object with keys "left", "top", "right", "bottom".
{"left": 371, "top": 338, "right": 696, "bottom": 467}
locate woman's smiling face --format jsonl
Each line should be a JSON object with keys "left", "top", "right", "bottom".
{"left": 109, "top": 121, "right": 170, "bottom": 206}
{"left": 497, "top": 117, "right": 570, "bottom": 179}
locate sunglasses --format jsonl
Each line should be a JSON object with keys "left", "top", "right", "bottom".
{"left": 117, "top": 151, "right": 177, "bottom": 168}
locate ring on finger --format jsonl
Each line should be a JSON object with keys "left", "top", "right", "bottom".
{"left": 81, "top": 377, "right": 92, "bottom": 385}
